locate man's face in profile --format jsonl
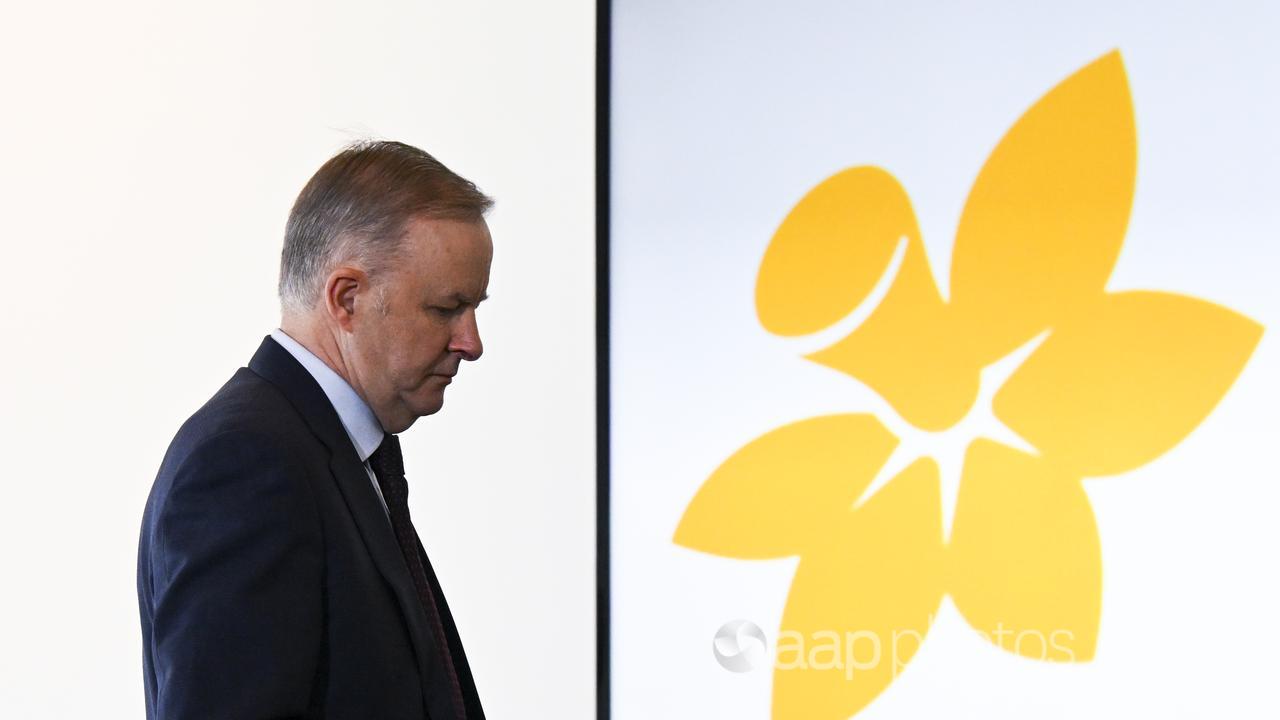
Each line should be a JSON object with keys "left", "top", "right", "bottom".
{"left": 346, "top": 214, "right": 493, "bottom": 433}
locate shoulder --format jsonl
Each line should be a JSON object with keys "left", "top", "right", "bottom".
{"left": 141, "top": 368, "right": 329, "bottom": 582}
{"left": 146, "top": 367, "right": 329, "bottom": 522}
{"left": 164, "top": 368, "right": 321, "bottom": 468}
{"left": 185, "top": 368, "right": 307, "bottom": 442}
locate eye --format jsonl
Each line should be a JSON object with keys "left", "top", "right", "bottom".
{"left": 429, "top": 304, "right": 465, "bottom": 317}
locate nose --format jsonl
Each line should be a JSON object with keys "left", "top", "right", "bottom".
{"left": 449, "top": 307, "right": 483, "bottom": 362}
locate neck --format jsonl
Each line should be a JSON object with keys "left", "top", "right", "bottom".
{"left": 280, "top": 312, "right": 404, "bottom": 433}
{"left": 280, "top": 314, "right": 356, "bottom": 390}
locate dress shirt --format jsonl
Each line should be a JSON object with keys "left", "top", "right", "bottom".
{"left": 269, "top": 328, "right": 390, "bottom": 518}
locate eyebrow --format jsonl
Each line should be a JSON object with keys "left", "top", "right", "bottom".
{"left": 441, "top": 292, "right": 488, "bottom": 306}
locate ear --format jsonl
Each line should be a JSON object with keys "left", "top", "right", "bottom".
{"left": 323, "top": 265, "right": 369, "bottom": 332}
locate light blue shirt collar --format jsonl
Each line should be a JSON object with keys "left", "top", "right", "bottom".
{"left": 269, "top": 328, "right": 385, "bottom": 463}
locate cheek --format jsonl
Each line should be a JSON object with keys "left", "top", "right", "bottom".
{"left": 388, "top": 338, "right": 442, "bottom": 385}
{"left": 382, "top": 317, "right": 452, "bottom": 383}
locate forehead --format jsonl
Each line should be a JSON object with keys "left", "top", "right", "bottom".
{"left": 393, "top": 216, "right": 492, "bottom": 296}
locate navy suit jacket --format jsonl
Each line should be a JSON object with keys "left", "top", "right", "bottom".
{"left": 137, "top": 337, "right": 485, "bottom": 719}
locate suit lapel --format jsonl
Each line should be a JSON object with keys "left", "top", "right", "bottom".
{"left": 246, "top": 336, "right": 441, "bottom": 715}
{"left": 415, "top": 535, "right": 486, "bottom": 719}
{"left": 327, "top": 445, "right": 459, "bottom": 719}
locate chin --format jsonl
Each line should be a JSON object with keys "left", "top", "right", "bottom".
{"left": 409, "top": 393, "right": 446, "bottom": 419}
{"left": 384, "top": 401, "right": 441, "bottom": 434}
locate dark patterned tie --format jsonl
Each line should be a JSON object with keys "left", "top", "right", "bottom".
{"left": 369, "top": 434, "right": 467, "bottom": 720}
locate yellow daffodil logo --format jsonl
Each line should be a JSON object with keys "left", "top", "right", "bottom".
{"left": 673, "top": 50, "right": 1263, "bottom": 718}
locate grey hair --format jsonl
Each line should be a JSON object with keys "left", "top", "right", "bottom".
{"left": 278, "top": 140, "right": 493, "bottom": 314}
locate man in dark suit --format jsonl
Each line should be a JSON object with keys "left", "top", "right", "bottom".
{"left": 137, "top": 141, "right": 493, "bottom": 719}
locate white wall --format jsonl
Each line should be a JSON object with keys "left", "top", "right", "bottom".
{"left": 0, "top": 2, "right": 596, "bottom": 717}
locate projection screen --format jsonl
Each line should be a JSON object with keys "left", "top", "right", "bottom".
{"left": 605, "top": 1, "right": 1280, "bottom": 718}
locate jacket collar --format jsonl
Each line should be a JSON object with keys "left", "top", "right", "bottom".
{"left": 247, "top": 335, "right": 361, "bottom": 458}
{"left": 266, "top": 328, "right": 384, "bottom": 463}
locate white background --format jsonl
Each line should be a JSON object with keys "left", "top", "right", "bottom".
{"left": 611, "top": 1, "right": 1280, "bottom": 718}
{"left": 0, "top": 1, "right": 596, "bottom": 717}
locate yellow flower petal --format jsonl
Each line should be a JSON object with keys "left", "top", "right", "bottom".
{"left": 762, "top": 168, "right": 978, "bottom": 429}
{"left": 806, "top": 235, "right": 978, "bottom": 430}
{"left": 947, "top": 440, "right": 1100, "bottom": 662}
{"left": 950, "top": 50, "right": 1137, "bottom": 364}
{"left": 756, "top": 166, "right": 915, "bottom": 337}
{"left": 773, "top": 459, "right": 944, "bottom": 719}
{"left": 673, "top": 414, "right": 897, "bottom": 559}
{"left": 994, "top": 291, "right": 1263, "bottom": 477}
{"left": 755, "top": 164, "right": 981, "bottom": 430}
